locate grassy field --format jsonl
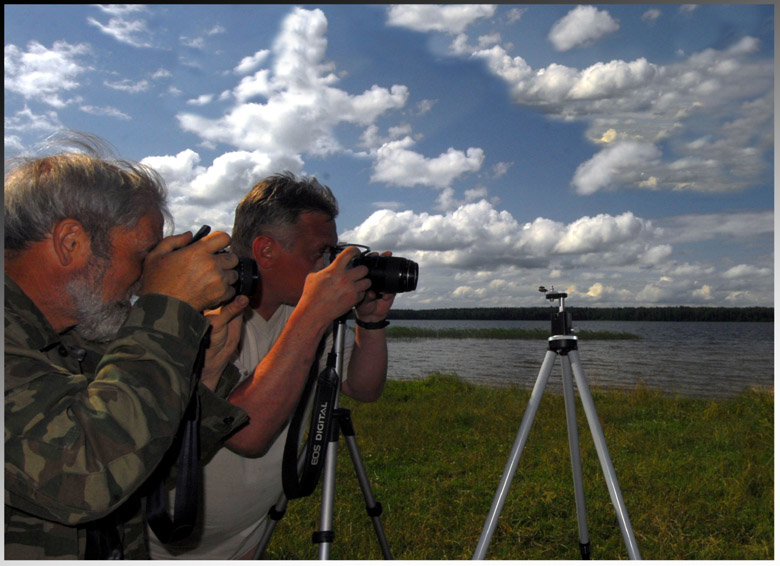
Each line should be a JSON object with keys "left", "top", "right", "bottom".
{"left": 262, "top": 374, "right": 773, "bottom": 560}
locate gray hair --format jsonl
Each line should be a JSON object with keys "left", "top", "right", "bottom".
{"left": 231, "top": 171, "right": 338, "bottom": 257}
{"left": 4, "top": 130, "right": 171, "bottom": 259}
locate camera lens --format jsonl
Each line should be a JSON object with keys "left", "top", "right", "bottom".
{"left": 357, "top": 255, "right": 419, "bottom": 294}
{"left": 234, "top": 257, "right": 259, "bottom": 297}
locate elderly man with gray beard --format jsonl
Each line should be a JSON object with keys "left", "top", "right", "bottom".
{"left": 4, "top": 132, "right": 249, "bottom": 559}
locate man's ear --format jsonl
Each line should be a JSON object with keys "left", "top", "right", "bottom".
{"left": 251, "top": 235, "right": 276, "bottom": 269}
{"left": 51, "top": 218, "right": 91, "bottom": 268}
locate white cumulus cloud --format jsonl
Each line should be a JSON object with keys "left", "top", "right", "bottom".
{"left": 176, "top": 8, "right": 409, "bottom": 157}
{"left": 722, "top": 264, "right": 772, "bottom": 279}
{"left": 341, "top": 201, "right": 662, "bottom": 272}
{"left": 572, "top": 141, "right": 662, "bottom": 195}
{"left": 141, "top": 148, "right": 304, "bottom": 231}
{"left": 4, "top": 41, "right": 91, "bottom": 107}
{"left": 371, "top": 137, "right": 485, "bottom": 189}
{"left": 458, "top": 33, "right": 771, "bottom": 194}
{"left": 386, "top": 4, "right": 496, "bottom": 34}
{"left": 548, "top": 5, "right": 619, "bottom": 51}
{"left": 234, "top": 49, "right": 270, "bottom": 74}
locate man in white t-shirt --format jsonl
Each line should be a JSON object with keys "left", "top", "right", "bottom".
{"left": 149, "top": 171, "right": 394, "bottom": 559}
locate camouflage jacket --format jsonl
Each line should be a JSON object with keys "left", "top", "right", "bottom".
{"left": 4, "top": 274, "right": 248, "bottom": 559}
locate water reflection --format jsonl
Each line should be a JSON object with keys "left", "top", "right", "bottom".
{"left": 383, "top": 320, "right": 774, "bottom": 399}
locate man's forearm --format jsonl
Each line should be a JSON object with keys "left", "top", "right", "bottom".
{"left": 223, "top": 308, "right": 331, "bottom": 457}
{"left": 342, "top": 325, "right": 388, "bottom": 402}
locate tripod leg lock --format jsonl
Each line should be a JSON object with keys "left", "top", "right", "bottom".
{"left": 366, "top": 501, "right": 383, "bottom": 518}
{"left": 334, "top": 408, "right": 355, "bottom": 436}
{"left": 312, "top": 530, "right": 335, "bottom": 544}
{"left": 267, "top": 505, "right": 286, "bottom": 521}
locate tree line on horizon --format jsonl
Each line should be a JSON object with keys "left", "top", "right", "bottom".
{"left": 388, "top": 306, "right": 773, "bottom": 323}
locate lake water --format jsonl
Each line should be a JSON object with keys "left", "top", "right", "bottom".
{"left": 383, "top": 320, "right": 774, "bottom": 399}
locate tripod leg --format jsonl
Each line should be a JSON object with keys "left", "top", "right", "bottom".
{"left": 253, "top": 496, "right": 288, "bottom": 559}
{"left": 339, "top": 409, "right": 393, "bottom": 559}
{"left": 315, "top": 435, "right": 340, "bottom": 559}
{"left": 568, "top": 350, "right": 641, "bottom": 560}
{"left": 254, "top": 446, "right": 309, "bottom": 559}
{"left": 472, "top": 349, "right": 558, "bottom": 560}
{"left": 561, "top": 355, "right": 591, "bottom": 559}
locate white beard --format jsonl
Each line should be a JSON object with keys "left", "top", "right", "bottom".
{"left": 66, "top": 257, "right": 138, "bottom": 343}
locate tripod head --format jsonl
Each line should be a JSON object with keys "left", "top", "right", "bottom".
{"left": 539, "top": 285, "right": 567, "bottom": 309}
{"left": 539, "top": 286, "right": 572, "bottom": 336}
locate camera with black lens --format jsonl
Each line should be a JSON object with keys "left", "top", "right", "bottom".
{"left": 232, "top": 255, "right": 259, "bottom": 297}
{"left": 327, "top": 244, "right": 418, "bottom": 294}
{"left": 191, "top": 225, "right": 258, "bottom": 298}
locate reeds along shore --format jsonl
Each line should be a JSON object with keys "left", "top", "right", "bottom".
{"left": 262, "top": 374, "right": 773, "bottom": 560}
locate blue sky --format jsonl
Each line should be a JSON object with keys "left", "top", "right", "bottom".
{"left": 5, "top": 4, "right": 774, "bottom": 309}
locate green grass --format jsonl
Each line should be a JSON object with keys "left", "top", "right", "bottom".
{"left": 262, "top": 374, "right": 773, "bottom": 560}
{"left": 383, "top": 326, "right": 641, "bottom": 340}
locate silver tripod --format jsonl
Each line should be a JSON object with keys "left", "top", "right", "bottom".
{"left": 473, "top": 290, "right": 641, "bottom": 560}
{"left": 254, "top": 317, "right": 392, "bottom": 560}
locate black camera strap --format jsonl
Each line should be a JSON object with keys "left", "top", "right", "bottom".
{"left": 282, "top": 336, "right": 339, "bottom": 500}
{"left": 144, "top": 333, "right": 209, "bottom": 546}
{"left": 82, "top": 360, "right": 202, "bottom": 558}
{"left": 145, "top": 390, "right": 201, "bottom": 544}
{"left": 84, "top": 505, "right": 124, "bottom": 559}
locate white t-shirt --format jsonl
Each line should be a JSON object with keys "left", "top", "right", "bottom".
{"left": 148, "top": 305, "right": 354, "bottom": 559}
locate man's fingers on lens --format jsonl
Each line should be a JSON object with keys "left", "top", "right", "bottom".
{"left": 225, "top": 267, "right": 240, "bottom": 288}
{"left": 349, "top": 263, "right": 370, "bottom": 282}
{"left": 357, "top": 276, "right": 372, "bottom": 291}
{"left": 192, "top": 241, "right": 240, "bottom": 308}
{"left": 221, "top": 285, "right": 237, "bottom": 304}
{"left": 218, "top": 250, "right": 239, "bottom": 269}
{"left": 335, "top": 246, "right": 361, "bottom": 265}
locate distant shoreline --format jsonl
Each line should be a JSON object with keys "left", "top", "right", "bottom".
{"left": 389, "top": 306, "right": 773, "bottom": 323}
{"left": 379, "top": 327, "right": 640, "bottom": 340}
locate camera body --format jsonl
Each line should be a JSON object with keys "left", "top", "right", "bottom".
{"left": 328, "top": 244, "right": 418, "bottom": 294}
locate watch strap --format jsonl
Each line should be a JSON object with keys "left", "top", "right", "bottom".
{"left": 355, "top": 318, "right": 390, "bottom": 330}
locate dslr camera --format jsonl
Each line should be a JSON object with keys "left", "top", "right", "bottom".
{"left": 327, "top": 244, "right": 418, "bottom": 294}
{"left": 231, "top": 255, "right": 259, "bottom": 298}
{"left": 192, "top": 225, "right": 259, "bottom": 298}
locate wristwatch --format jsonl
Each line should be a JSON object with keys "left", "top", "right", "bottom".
{"left": 355, "top": 318, "right": 390, "bottom": 330}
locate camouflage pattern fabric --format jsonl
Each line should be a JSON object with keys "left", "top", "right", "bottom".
{"left": 4, "top": 274, "right": 248, "bottom": 559}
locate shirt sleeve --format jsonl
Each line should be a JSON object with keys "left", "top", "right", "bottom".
{"left": 4, "top": 294, "right": 212, "bottom": 526}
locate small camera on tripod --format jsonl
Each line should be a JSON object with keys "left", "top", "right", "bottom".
{"left": 539, "top": 285, "right": 572, "bottom": 336}
{"left": 327, "top": 244, "right": 419, "bottom": 294}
